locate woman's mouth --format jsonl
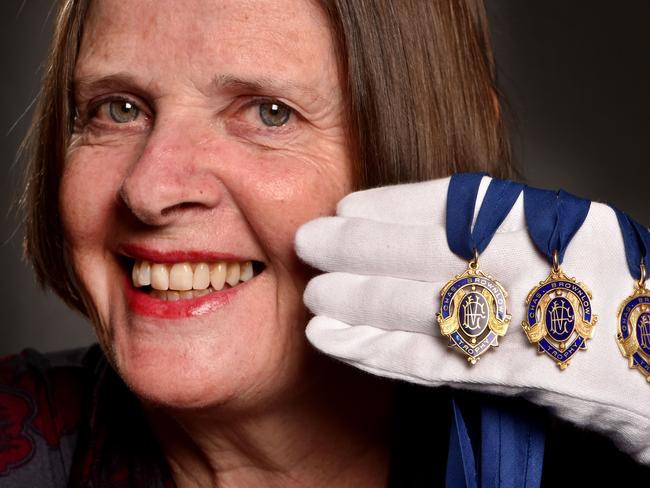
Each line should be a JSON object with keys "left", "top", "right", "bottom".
{"left": 131, "top": 259, "right": 259, "bottom": 299}
{"left": 124, "top": 256, "right": 265, "bottom": 318}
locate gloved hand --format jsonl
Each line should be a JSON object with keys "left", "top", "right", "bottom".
{"left": 295, "top": 176, "right": 650, "bottom": 465}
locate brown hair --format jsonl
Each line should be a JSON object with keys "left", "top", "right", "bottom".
{"left": 320, "top": 0, "right": 512, "bottom": 188}
{"left": 21, "top": 0, "right": 513, "bottom": 313}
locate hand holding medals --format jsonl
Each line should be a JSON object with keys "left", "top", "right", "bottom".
{"left": 297, "top": 174, "right": 650, "bottom": 464}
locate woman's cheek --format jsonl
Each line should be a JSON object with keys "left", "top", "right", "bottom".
{"left": 235, "top": 152, "right": 351, "bottom": 262}
{"left": 60, "top": 145, "right": 134, "bottom": 244}
{"left": 59, "top": 146, "right": 134, "bottom": 325}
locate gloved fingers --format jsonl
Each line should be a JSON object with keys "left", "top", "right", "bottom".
{"left": 307, "top": 315, "right": 650, "bottom": 465}
{"left": 305, "top": 315, "right": 538, "bottom": 383}
{"left": 306, "top": 315, "right": 650, "bottom": 405}
{"left": 336, "top": 175, "right": 529, "bottom": 233}
{"left": 309, "top": 184, "right": 618, "bottom": 287}
{"left": 296, "top": 216, "right": 463, "bottom": 279}
{"left": 335, "top": 177, "right": 453, "bottom": 225}
{"left": 296, "top": 215, "right": 537, "bottom": 279}
{"left": 305, "top": 315, "right": 451, "bottom": 383}
{"left": 520, "top": 390, "right": 650, "bottom": 466}
{"left": 304, "top": 272, "right": 445, "bottom": 335}
{"left": 306, "top": 315, "right": 650, "bottom": 428}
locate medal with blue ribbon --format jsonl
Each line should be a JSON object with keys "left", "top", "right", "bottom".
{"left": 613, "top": 209, "right": 650, "bottom": 383}
{"left": 437, "top": 173, "right": 522, "bottom": 364}
{"left": 522, "top": 188, "right": 598, "bottom": 369}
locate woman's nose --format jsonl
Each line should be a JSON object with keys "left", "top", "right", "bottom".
{"left": 119, "top": 124, "right": 223, "bottom": 227}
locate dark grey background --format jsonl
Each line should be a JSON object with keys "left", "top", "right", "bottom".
{"left": 1, "top": 1, "right": 648, "bottom": 355}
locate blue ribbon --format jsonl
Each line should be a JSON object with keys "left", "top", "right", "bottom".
{"left": 447, "top": 173, "right": 525, "bottom": 260}
{"left": 480, "top": 404, "right": 545, "bottom": 488}
{"left": 446, "top": 397, "right": 478, "bottom": 488}
{"left": 446, "top": 396, "right": 546, "bottom": 488}
{"left": 523, "top": 188, "right": 591, "bottom": 265}
{"left": 613, "top": 208, "right": 650, "bottom": 281}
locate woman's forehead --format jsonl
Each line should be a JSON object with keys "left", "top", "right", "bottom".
{"left": 75, "top": 0, "right": 339, "bottom": 100}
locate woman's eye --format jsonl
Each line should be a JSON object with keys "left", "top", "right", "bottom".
{"left": 105, "top": 100, "right": 140, "bottom": 123}
{"left": 258, "top": 101, "right": 291, "bottom": 127}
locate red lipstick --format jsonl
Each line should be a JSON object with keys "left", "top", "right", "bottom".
{"left": 125, "top": 277, "right": 244, "bottom": 318}
{"left": 120, "top": 244, "right": 246, "bottom": 264}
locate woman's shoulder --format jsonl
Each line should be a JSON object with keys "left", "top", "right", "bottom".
{"left": 0, "top": 344, "right": 102, "bottom": 485}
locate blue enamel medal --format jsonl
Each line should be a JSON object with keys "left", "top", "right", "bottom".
{"left": 614, "top": 209, "right": 650, "bottom": 383}
{"left": 438, "top": 252, "right": 511, "bottom": 364}
{"left": 438, "top": 174, "right": 521, "bottom": 364}
{"left": 522, "top": 251, "right": 597, "bottom": 369}
{"left": 522, "top": 188, "right": 597, "bottom": 369}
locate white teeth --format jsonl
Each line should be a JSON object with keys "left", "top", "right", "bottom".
{"left": 169, "top": 262, "right": 193, "bottom": 291}
{"left": 193, "top": 263, "right": 210, "bottom": 290}
{"left": 133, "top": 260, "right": 152, "bottom": 287}
{"left": 210, "top": 262, "right": 227, "bottom": 290}
{"left": 138, "top": 260, "right": 151, "bottom": 286}
{"left": 132, "top": 261, "right": 140, "bottom": 285}
{"left": 151, "top": 263, "right": 169, "bottom": 290}
{"left": 240, "top": 261, "right": 253, "bottom": 282}
{"left": 132, "top": 258, "right": 258, "bottom": 296}
{"left": 225, "top": 262, "right": 240, "bottom": 286}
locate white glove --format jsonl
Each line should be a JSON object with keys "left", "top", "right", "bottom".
{"left": 295, "top": 176, "right": 650, "bottom": 465}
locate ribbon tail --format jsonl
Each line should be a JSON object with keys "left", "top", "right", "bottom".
{"left": 480, "top": 402, "right": 545, "bottom": 488}
{"left": 446, "top": 397, "right": 478, "bottom": 488}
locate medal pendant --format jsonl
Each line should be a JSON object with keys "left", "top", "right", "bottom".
{"left": 616, "top": 276, "right": 650, "bottom": 383}
{"left": 437, "top": 257, "right": 511, "bottom": 365}
{"left": 522, "top": 261, "right": 598, "bottom": 370}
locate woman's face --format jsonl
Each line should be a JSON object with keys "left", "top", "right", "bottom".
{"left": 61, "top": 0, "right": 352, "bottom": 409}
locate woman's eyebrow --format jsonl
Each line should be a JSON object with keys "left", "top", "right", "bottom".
{"left": 72, "top": 73, "right": 149, "bottom": 99}
{"left": 72, "top": 72, "right": 329, "bottom": 108}
{"left": 212, "top": 73, "right": 327, "bottom": 105}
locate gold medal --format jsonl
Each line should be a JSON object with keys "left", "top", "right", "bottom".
{"left": 616, "top": 263, "right": 650, "bottom": 383}
{"left": 522, "top": 251, "right": 598, "bottom": 369}
{"left": 437, "top": 250, "right": 511, "bottom": 365}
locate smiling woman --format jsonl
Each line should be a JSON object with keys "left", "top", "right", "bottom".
{"left": 3, "top": 0, "right": 647, "bottom": 487}
{"left": 61, "top": 0, "right": 357, "bottom": 415}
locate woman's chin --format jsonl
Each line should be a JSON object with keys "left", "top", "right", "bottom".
{"left": 109, "top": 330, "right": 298, "bottom": 413}
{"left": 122, "top": 369, "right": 226, "bottom": 410}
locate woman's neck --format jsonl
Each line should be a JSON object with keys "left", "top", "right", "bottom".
{"left": 146, "top": 355, "right": 395, "bottom": 488}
